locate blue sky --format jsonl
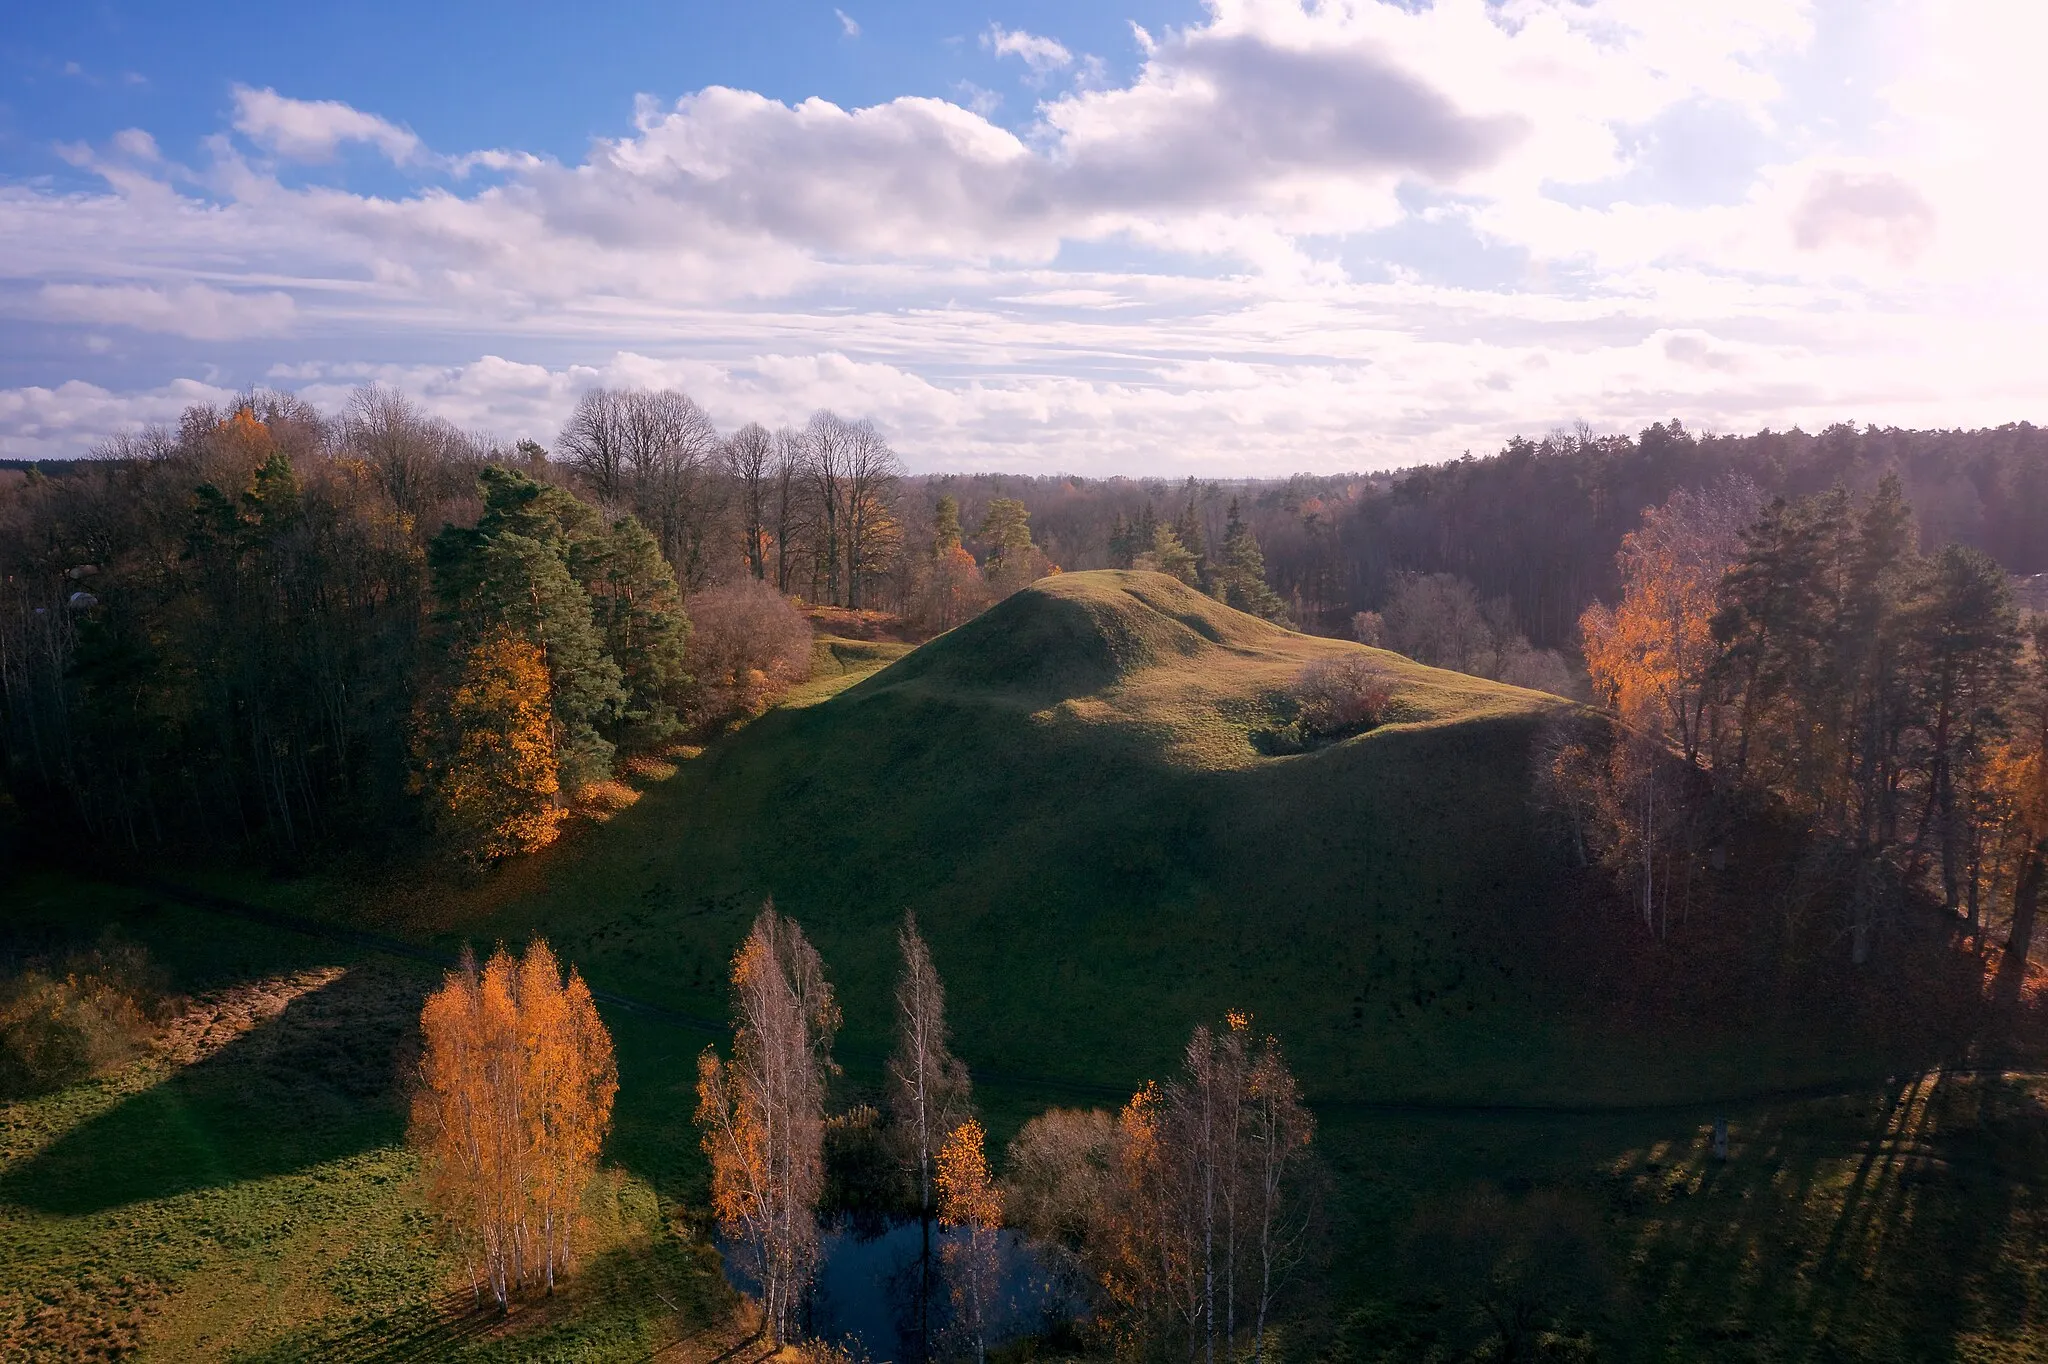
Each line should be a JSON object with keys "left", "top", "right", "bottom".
{"left": 1, "top": 1, "right": 2042, "bottom": 472}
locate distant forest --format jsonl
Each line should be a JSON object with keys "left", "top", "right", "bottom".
{"left": 928, "top": 420, "right": 2048, "bottom": 646}
{"left": 3, "top": 386, "right": 2045, "bottom": 862}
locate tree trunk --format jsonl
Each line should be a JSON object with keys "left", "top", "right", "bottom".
{"left": 2000, "top": 843, "right": 2044, "bottom": 1002}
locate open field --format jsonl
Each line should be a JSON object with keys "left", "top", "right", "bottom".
{"left": 5, "top": 573, "right": 2045, "bottom": 1360}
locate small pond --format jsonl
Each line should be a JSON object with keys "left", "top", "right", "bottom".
{"left": 726, "top": 1218, "right": 1080, "bottom": 1360}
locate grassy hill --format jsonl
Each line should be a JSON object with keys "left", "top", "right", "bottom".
{"left": 442, "top": 569, "right": 1597, "bottom": 1106}
{"left": 6, "top": 569, "right": 2042, "bottom": 1360}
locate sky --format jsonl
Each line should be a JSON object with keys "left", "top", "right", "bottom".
{"left": 1, "top": 0, "right": 2043, "bottom": 474}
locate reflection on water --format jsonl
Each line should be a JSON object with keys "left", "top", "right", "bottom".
{"left": 726, "top": 1217, "right": 1079, "bottom": 1360}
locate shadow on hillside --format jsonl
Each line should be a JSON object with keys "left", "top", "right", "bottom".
{"left": 1, "top": 961, "right": 419, "bottom": 1215}
{"left": 1614, "top": 1071, "right": 2047, "bottom": 1360}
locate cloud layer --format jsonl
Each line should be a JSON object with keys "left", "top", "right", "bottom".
{"left": 3, "top": 0, "right": 2043, "bottom": 471}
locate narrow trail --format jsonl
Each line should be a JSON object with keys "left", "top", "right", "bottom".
{"left": 126, "top": 876, "right": 2044, "bottom": 1125}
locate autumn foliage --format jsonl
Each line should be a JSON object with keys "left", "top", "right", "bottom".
{"left": 1092, "top": 1014, "right": 1314, "bottom": 1361}
{"left": 934, "top": 1117, "right": 1004, "bottom": 1362}
{"left": 413, "top": 631, "right": 566, "bottom": 863}
{"left": 409, "top": 940, "right": 617, "bottom": 1309}
{"left": 695, "top": 905, "right": 841, "bottom": 1346}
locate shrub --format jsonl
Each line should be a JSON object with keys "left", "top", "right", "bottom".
{"left": 1291, "top": 655, "right": 1393, "bottom": 740}
{"left": 684, "top": 579, "right": 815, "bottom": 732}
{"left": 0, "top": 936, "right": 171, "bottom": 1098}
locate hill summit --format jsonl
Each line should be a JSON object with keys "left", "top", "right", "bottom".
{"left": 873, "top": 570, "right": 1296, "bottom": 704}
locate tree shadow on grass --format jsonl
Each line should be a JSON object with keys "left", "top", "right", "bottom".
{"left": 1615, "top": 1072, "right": 2048, "bottom": 1362}
{"left": 0, "top": 961, "right": 423, "bottom": 1215}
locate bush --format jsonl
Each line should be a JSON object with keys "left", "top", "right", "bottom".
{"left": 684, "top": 579, "right": 814, "bottom": 732}
{"left": 0, "top": 936, "right": 171, "bottom": 1098}
{"left": 1291, "top": 655, "right": 1393, "bottom": 740}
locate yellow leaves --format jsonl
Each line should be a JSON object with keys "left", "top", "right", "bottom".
{"left": 937, "top": 1117, "right": 1003, "bottom": 1230}
{"left": 410, "top": 940, "right": 617, "bottom": 1305}
{"left": 414, "top": 630, "right": 565, "bottom": 863}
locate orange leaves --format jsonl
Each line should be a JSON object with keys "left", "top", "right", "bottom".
{"left": 936, "top": 1118, "right": 1002, "bottom": 1231}
{"left": 696, "top": 904, "right": 839, "bottom": 1346}
{"left": 409, "top": 940, "right": 616, "bottom": 1308}
{"left": 1583, "top": 483, "right": 1755, "bottom": 765}
{"left": 413, "top": 630, "right": 565, "bottom": 863}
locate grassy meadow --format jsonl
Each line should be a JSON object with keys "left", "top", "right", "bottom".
{"left": 4, "top": 571, "right": 2047, "bottom": 1360}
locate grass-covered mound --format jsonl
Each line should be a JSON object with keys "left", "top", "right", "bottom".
{"left": 435, "top": 570, "right": 1863, "bottom": 1109}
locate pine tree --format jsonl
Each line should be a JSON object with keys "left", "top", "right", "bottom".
{"left": 1216, "top": 500, "right": 1288, "bottom": 621}
{"left": 934, "top": 496, "right": 963, "bottom": 557}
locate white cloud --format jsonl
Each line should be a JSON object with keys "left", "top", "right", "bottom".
{"left": 835, "top": 8, "right": 859, "bottom": 38}
{"left": 1, "top": 0, "right": 2044, "bottom": 469}
{"left": 37, "top": 282, "right": 297, "bottom": 340}
{"left": 111, "top": 128, "right": 160, "bottom": 161}
{"left": 231, "top": 84, "right": 423, "bottom": 163}
{"left": 984, "top": 24, "right": 1073, "bottom": 83}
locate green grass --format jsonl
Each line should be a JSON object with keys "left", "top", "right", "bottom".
{"left": 4, "top": 571, "right": 2043, "bottom": 1360}
{"left": 0, "top": 882, "right": 731, "bottom": 1360}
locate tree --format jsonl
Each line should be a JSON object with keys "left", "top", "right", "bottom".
{"left": 937, "top": 1118, "right": 1004, "bottom": 1364}
{"left": 411, "top": 940, "right": 617, "bottom": 1309}
{"left": 683, "top": 580, "right": 814, "bottom": 731}
{"left": 695, "top": 905, "right": 841, "bottom": 1345}
{"left": 580, "top": 515, "right": 692, "bottom": 749}
{"left": 557, "top": 389, "right": 629, "bottom": 502}
{"left": 1086, "top": 1014, "right": 1313, "bottom": 1359}
{"left": 933, "top": 496, "right": 963, "bottom": 557}
{"left": 413, "top": 632, "right": 565, "bottom": 863}
{"left": 888, "top": 910, "right": 974, "bottom": 1353}
{"left": 1581, "top": 479, "right": 1759, "bottom": 765}
{"left": 1139, "top": 523, "right": 1199, "bottom": 586}
{"left": 842, "top": 419, "right": 904, "bottom": 610}
{"left": 1215, "top": 500, "right": 1288, "bottom": 621}
{"left": 981, "top": 498, "right": 1048, "bottom": 597}
{"left": 1907, "top": 544, "right": 2020, "bottom": 916}
{"left": 726, "top": 423, "right": 775, "bottom": 581}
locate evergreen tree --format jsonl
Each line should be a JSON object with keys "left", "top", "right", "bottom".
{"left": 1145, "top": 523, "right": 1199, "bottom": 586}
{"left": 1216, "top": 499, "right": 1289, "bottom": 621}
{"left": 934, "top": 496, "right": 963, "bottom": 557}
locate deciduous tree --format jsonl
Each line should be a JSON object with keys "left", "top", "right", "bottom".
{"left": 696, "top": 905, "right": 841, "bottom": 1344}
{"left": 411, "top": 940, "right": 617, "bottom": 1309}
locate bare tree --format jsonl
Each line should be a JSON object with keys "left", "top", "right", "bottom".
{"left": 770, "top": 427, "right": 811, "bottom": 596}
{"left": 887, "top": 911, "right": 973, "bottom": 1355}
{"left": 841, "top": 420, "right": 903, "bottom": 611}
{"left": 557, "top": 389, "right": 629, "bottom": 502}
{"left": 621, "top": 389, "right": 722, "bottom": 589}
{"left": 806, "top": 412, "right": 851, "bottom": 605}
{"left": 344, "top": 385, "right": 441, "bottom": 521}
{"left": 725, "top": 422, "right": 775, "bottom": 581}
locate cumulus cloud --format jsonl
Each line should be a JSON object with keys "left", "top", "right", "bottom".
{"left": 1, "top": 0, "right": 2044, "bottom": 468}
{"left": 232, "top": 84, "right": 423, "bottom": 163}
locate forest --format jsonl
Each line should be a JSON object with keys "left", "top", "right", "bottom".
{"left": 6, "top": 388, "right": 2048, "bottom": 1360}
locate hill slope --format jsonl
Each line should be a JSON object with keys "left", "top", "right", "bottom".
{"left": 449, "top": 570, "right": 1700, "bottom": 1105}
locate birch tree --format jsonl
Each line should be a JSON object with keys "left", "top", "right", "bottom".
{"left": 887, "top": 910, "right": 973, "bottom": 1353}
{"left": 696, "top": 904, "right": 841, "bottom": 1344}
{"left": 411, "top": 941, "right": 617, "bottom": 1309}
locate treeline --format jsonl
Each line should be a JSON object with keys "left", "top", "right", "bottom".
{"left": 891, "top": 421, "right": 2048, "bottom": 647}
{"left": 1554, "top": 473, "right": 2048, "bottom": 987}
{"left": 0, "top": 388, "right": 1059, "bottom": 862}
